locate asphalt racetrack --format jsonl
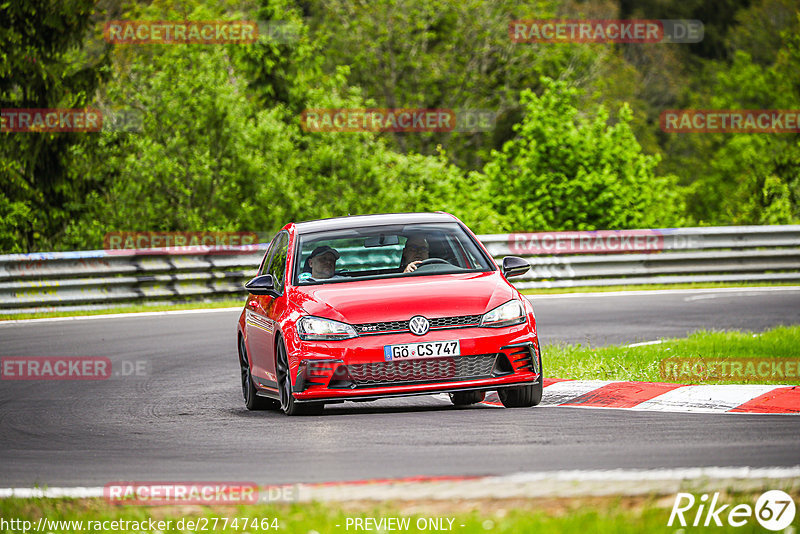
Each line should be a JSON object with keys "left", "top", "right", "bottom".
{"left": 1, "top": 288, "right": 799, "bottom": 487}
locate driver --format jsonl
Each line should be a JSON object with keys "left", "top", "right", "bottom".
{"left": 401, "top": 235, "right": 429, "bottom": 273}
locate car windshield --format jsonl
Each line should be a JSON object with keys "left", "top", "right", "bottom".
{"left": 293, "top": 222, "right": 494, "bottom": 285}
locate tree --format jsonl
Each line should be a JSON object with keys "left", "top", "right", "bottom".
{"left": 59, "top": 0, "right": 487, "bottom": 248}
{"left": 479, "top": 78, "right": 685, "bottom": 232}
{"left": 0, "top": 0, "right": 109, "bottom": 252}
{"left": 304, "top": 0, "right": 631, "bottom": 172}
{"left": 664, "top": 4, "right": 800, "bottom": 225}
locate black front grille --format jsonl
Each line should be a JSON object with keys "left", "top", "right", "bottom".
{"left": 353, "top": 320, "right": 408, "bottom": 334}
{"left": 430, "top": 314, "right": 482, "bottom": 328}
{"left": 344, "top": 354, "right": 498, "bottom": 387}
{"left": 353, "top": 314, "right": 482, "bottom": 335}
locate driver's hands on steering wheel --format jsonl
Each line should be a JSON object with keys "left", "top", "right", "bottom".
{"left": 404, "top": 258, "right": 449, "bottom": 273}
{"left": 403, "top": 260, "right": 423, "bottom": 273}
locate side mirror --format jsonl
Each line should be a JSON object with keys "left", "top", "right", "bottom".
{"left": 244, "top": 274, "right": 279, "bottom": 296}
{"left": 502, "top": 256, "right": 530, "bottom": 278}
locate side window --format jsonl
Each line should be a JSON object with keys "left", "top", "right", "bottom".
{"left": 258, "top": 235, "right": 278, "bottom": 276}
{"left": 268, "top": 232, "right": 289, "bottom": 294}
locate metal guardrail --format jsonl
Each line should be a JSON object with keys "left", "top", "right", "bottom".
{"left": 480, "top": 226, "right": 800, "bottom": 289}
{"left": 0, "top": 248, "right": 267, "bottom": 313}
{"left": 1, "top": 225, "right": 799, "bottom": 314}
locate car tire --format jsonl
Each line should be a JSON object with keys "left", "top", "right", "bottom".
{"left": 498, "top": 351, "right": 543, "bottom": 408}
{"left": 276, "top": 337, "right": 324, "bottom": 416}
{"left": 239, "top": 337, "right": 277, "bottom": 411}
{"left": 449, "top": 391, "right": 485, "bottom": 406}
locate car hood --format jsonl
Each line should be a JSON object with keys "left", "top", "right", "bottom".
{"left": 294, "top": 271, "right": 515, "bottom": 324}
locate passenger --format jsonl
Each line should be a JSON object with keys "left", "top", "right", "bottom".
{"left": 303, "top": 245, "right": 340, "bottom": 280}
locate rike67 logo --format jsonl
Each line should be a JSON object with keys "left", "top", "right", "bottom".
{"left": 669, "top": 490, "right": 796, "bottom": 531}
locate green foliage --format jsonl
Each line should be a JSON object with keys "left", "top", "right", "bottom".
{"left": 478, "top": 78, "right": 684, "bottom": 232}
{"left": 3, "top": 0, "right": 799, "bottom": 253}
{"left": 0, "top": 0, "right": 109, "bottom": 252}
{"left": 620, "top": 0, "right": 752, "bottom": 61}
{"left": 305, "top": 0, "right": 613, "bottom": 171}
{"left": 658, "top": 2, "right": 800, "bottom": 225}
{"left": 58, "top": 0, "right": 482, "bottom": 247}
{"left": 681, "top": 28, "right": 800, "bottom": 225}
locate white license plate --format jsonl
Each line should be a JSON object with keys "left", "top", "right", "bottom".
{"left": 384, "top": 340, "right": 461, "bottom": 361}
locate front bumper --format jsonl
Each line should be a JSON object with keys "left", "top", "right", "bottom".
{"left": 288, "top": 325, "right": 541, "bottom": 402}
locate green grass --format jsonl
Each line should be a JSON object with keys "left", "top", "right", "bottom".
{"left": 1, "top": 492, "right": 797, "bottom": 534}
{"left": 523, "top": 281, "right": 800, "bottom": 295}
{"left": 544, "top": 325, "right": 800, "bottom": 384}
{"left": 0, "top": 299, "right": 246, "bottom": 321}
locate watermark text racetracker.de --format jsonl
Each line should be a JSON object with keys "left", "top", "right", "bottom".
{"left": 104, "top": 482, "right": 296, "bottom": 505}
{"left": 661, "top": 109, "right": 800, "bottom": 133}
{"left": 1, "top": 109, "right": 101, "bottom": 132}
{"left": 104, "top": 20, "right": 257, "bottom": 44}
{"left": 661, "top": 357, "right": 800, "bottom": 383}
{"left": 103, "top": 231, "right": 259, "bottom": 254}
{"left": 668, "top": 490, "right": 796, "bottom": 531}
{"left": 509, "top": 19, "right": 703, "bottom": 43}
{"left": 103, "top": 20, "right": 302, "bottom": 45}
{"left": 507, "top": 229, "right": 702, "bottom": 255}
{"left": 300, "top": 108, "right": 497, "bottom": 133}
{"left": 1, "top": 357, "right": 148, "bottom": 381}
{"left": 1, "top": 108, "right": 143, "bottom": 133}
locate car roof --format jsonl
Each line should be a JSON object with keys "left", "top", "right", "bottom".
{"left": 293, "top": 212, "right": 459, "bottom": 234}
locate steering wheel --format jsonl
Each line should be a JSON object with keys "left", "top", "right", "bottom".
{"left": 417, "top": 258, "right": 450, "bottom": 267}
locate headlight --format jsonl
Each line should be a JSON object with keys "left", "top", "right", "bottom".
{"left": 297, "top": 316, "right": 358, "bottom": 340}
{"left": 481, "top": 300, "right": 526, "bottom": 328}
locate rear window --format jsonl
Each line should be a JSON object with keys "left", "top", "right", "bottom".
{"left": 293, "top": 222, "right": 493, "bottom": 285}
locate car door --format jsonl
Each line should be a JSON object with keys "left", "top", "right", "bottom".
{"left": 245, "top": 231, "right": 289, "bottom": 389}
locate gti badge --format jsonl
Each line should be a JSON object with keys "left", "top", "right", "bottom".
{"left": 409, "top": 315, "right": 430, "bottom": 336}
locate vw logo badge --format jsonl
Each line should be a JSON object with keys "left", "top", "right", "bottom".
{"left": 409, "top": 315, "right": 430, "bottom": 336}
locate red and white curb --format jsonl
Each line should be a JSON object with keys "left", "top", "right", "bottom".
{"left": 473, "top": 379, "right": 800, "bottom": 414}
{"left": 2, "top": 467, "right": 799, "bottom": 502}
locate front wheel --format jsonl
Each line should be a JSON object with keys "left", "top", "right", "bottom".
{"left": 498, "top": 351, "right": 543, "bottom": 408}
{"left": 276, "top": 338, "right": 324, "bottom": 416}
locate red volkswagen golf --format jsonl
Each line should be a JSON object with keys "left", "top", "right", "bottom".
{"left": 237, "top": 212, "right": 542, "bottom": 415}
